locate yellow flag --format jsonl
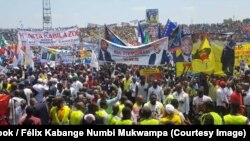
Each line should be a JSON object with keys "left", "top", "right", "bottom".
{"left": 192, "top": 38, "right": 215, "bottom": 74}
{"left": 210, "top": 41, "right": 226, "bottom": 76}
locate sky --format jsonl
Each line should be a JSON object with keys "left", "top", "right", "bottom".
{"left": 0, "top": 0, "right": 249, "bottom": 28}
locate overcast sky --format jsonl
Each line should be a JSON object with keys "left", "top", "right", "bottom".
{"left": 0, "top": 0, "right": 249, "bottom": 28}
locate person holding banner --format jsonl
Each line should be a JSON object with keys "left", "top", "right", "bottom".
{"left": 99, "top": 39, "right": 114, "bottom": 62}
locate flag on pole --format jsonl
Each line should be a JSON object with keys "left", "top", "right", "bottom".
{"left": 137, "top": 21, "right": 145, "bottom": 44}
{"left": 90, "top": 49, "right": 100, "bottom": 70}
{"left": 144, "top": 32, "right": 150, "bottom": 44}
{"left": 0, "top": 34, "right": 9, "bottom": 47}
{"left": 192, "top": 38, "right": 215, "bottom": 74}
{"left": 104, "top": 25, "right": 127, "bottom": 46}
{"left": 169, "top": 26, "right": 182, "bottom": 51}
{"left": 163, "top": 19, "right": 177, "bottom": 37}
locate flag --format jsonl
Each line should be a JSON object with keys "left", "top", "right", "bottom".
{"left": 104, "top": 25, "right": 127, "bottom": 46}
{"left": 163, "top": 19, "right": 177, "bottom": 37}
{"left": 144, "top": 32, "right": 150, "bottom": 44}
{"left": 24, "top": 44, "right": 34, "bottom": 70}
{"left": 0, "top": 65, "right": 8, "bottom": 74}
{"left": 90, "top": 49, "right": 99, "bottom": 70}
{"left": 169, "top": 26, "right": 182, "bottom": 51}
{"left": 192, "top": 38, "right": 215, "bottom": 74}
{"left": 0, "top": 34, "right": 9, "bottom": 47}
{"left": 137, "top": 21, "right": 145, "bottom": 44}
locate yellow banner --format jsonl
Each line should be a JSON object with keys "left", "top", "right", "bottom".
{"left": 235, "top": 44, "right": 250, "bottom": 66}
{"left": 78, "top": 50, "right": 92, "bottom": 59}
{"left": 140, "top": 68, "right": 161, "bottom": 83}
{"left": 176, "top": 40, "right": 226, "bottom": 76}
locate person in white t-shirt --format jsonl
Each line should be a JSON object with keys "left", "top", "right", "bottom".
{"left": 71, "top": 76, "right": 83, "bottom": 94}
{"left": 137, "top": 76, "right": 149, "bottom": 104}
{"left": 216, "top": 81, "right": 229, "bottom": 116}
{"left": 172, "top": 83, "right": 190, "bottom": 118}
{"left": 193, "top": 86, "right": 212, "bottom": 115}
{"left": 147, "top": 80, "right": 164, "bottom": 103}
{"left": 144, "top": 94, "right": 164, "bottom": 119}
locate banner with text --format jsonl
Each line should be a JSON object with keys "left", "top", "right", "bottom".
{"left": 140, "top": 68, "right": 161, "bottom": 83}
{"left": 235, "top": 43, "right": 250, "bottom": 66}
{"left": 98, "top": 37, "right": 168, "bottom": 65}
{"left": 18, "top": 27, "right": 80, "bottom": 47}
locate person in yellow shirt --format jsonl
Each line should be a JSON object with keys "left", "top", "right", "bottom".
{"left": 200, "top": 101, "right": 222, "bottom": 125}
{"left": 107, "top": 104, "right": 120, "bottom": 125}
{"left": 95, "top": 99, "right": 109, "bottom": 124}
{"left": 139, "top": 107, "right": 159, "bottom": 125}
{"left": 123, "top": 73, "right": 132, "bottom": 101}
{"left": 50, "top": 96, "right": 71, "bottom": 125}
{"left": 116, "top": 107, "right": 134, "bottom": 125}
{"left": 133, "top": 95, "right": 143, "bottom": 118}
{"left": 70, "top": 102, "right": 84, "bottom": 125}
{"left": 39, "top": 70, "right": 47, "bottom": 81}
{"left": 115, "top": 96, "right": 128, "bottom": 117}
{"left": 223, "top": 102, "right": 249, "bottom": 125}
{"left": 164, "top": 87, "right": 174, "bottom": 105}
{"left": 160, "top": 104, "right": 182, "bottom": 125}
{"left": 207, "top": 78, "right": 218, "bottom": 103}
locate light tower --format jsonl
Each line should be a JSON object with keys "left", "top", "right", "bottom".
{"left": 43, "top": 0, "right": 52, "bottom": 30}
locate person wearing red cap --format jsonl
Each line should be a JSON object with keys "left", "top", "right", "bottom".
{"left": 216, "top": 81, "right": 229, "bottom": 116}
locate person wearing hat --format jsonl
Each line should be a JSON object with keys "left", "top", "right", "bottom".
{"left": 82, "top": 114, "right": 96, "bottom": 125}
{"left": 160, "top": 104, "right": 182, "bottom": 125}
{"left": 216, "top": 81, "right": 229, "bottom": 116}
{"left": 33, "top": 78, "right": 48, "bottom": 103}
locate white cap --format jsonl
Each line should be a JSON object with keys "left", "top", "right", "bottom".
{"left": 165, "top": 104, "right": 175, "bottom": 114}
{"left": 38, "top": 78, "right": 43, "bottom": 83}
{"left": 50, "top": 78, "right": 58, "bottom": 83}
{"left": 84, "top": 114, "right": 96, "bottom": 123}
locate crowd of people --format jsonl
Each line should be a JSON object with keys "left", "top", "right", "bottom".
{"left": 0, "top": 19, "right": 250, "bottom": 125}
{"left": 2, "top": 19, "right": 250, "bottom": 46}
{"left": 0, "top": 61, "right": 249, "bottom": 125}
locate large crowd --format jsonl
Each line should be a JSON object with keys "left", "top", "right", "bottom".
{"left": 0, "top": 20, "right": 250, "bottom": 125}
{"left": 2, "top": 19, "right": 250, "bottom": 45}
{"left": 0, "top": 61, "right": 249, "bottom": 125}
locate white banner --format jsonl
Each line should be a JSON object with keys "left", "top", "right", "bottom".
{"left": 99, "top": 37, "right": 168, "bottom": 65}
{"left": 18, "top": 27, "right": 80, "bottom": 47}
